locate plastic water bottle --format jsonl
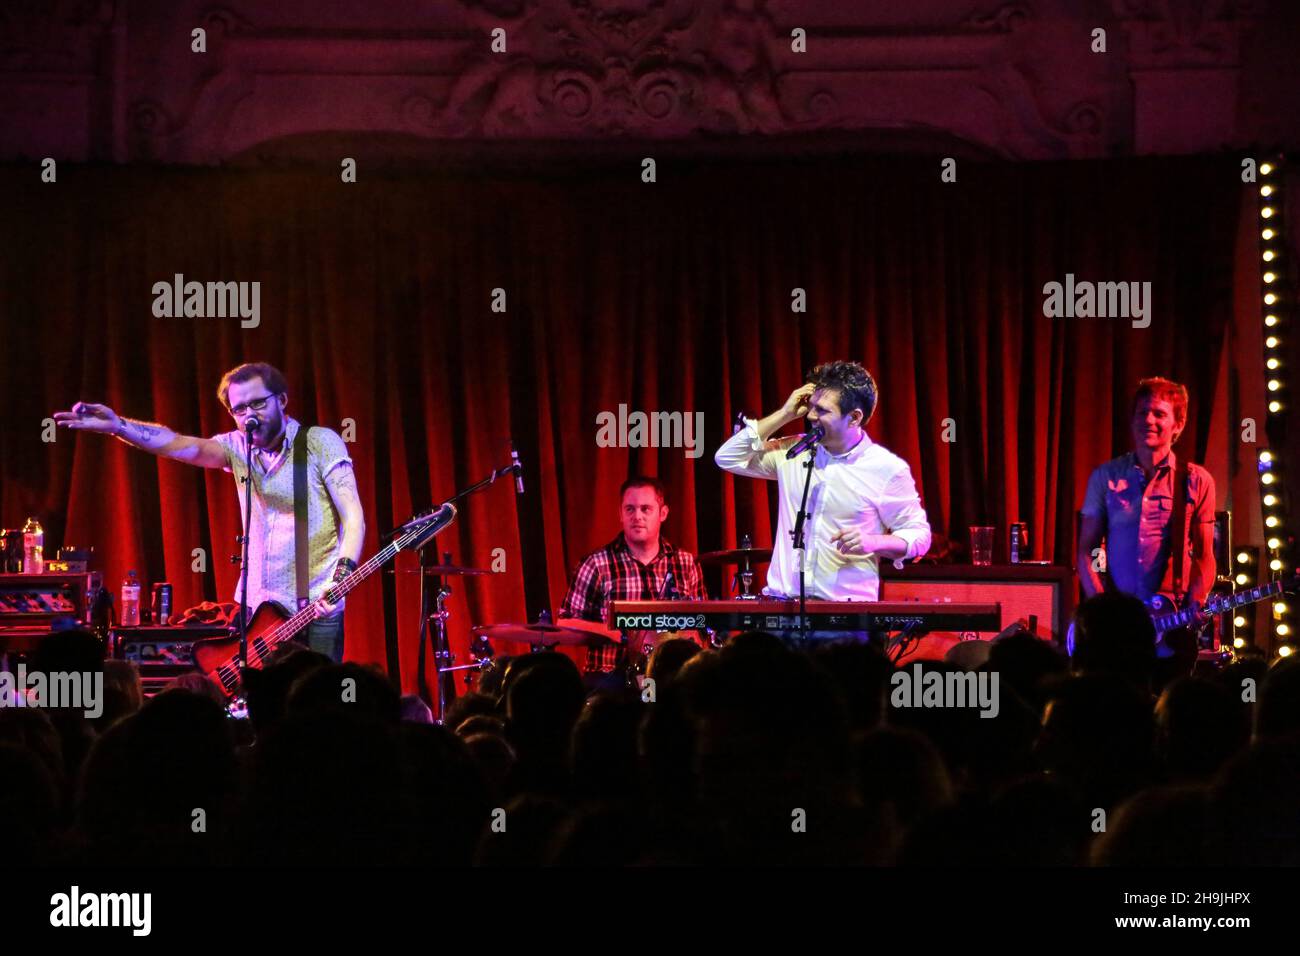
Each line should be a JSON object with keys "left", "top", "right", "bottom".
{"left": 121, "top": 570, "right": 142, "bottom": 626}
{"left": 21, "top": 517, "right": 43, "bottom": 574}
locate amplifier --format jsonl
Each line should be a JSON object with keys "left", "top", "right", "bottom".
{"left": 0, "top": 572, "right": 103, "bottom": 655}
{"left": 0, "top": 572, "right": 101, "bottom": 624}
{"left": 112, "top": 624, "right": 228, "bottom": 697}
{"left": 880, "top": 563, "right": 1075, "bottom": 646}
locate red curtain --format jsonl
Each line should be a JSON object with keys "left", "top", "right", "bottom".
{"left": 0, "top": 156, "right": 1259, "bottom": 690}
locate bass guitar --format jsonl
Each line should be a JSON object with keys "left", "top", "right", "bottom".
{"left": 193, "top": 502, "right": 458, "bottom": 699}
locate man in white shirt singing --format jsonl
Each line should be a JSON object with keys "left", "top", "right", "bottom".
{"left": 714, "top": 361, "right": 931, "bottom": 610}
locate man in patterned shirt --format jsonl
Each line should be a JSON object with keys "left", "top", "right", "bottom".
{"left": 54, "top": 362, "right": 365, "bottom": 662}
{"left": 559, "top": 476, "right": 706, "bottom": 687}
{"left": 1077, "top": 377, "right": 1216, "bottom": 612}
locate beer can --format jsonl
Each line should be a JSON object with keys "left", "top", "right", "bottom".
{"left": 152, "top": 582, "right": 173, "bottom": 627}
{"left": 1009, "top": 522, "right": 1029, "bottom": 564}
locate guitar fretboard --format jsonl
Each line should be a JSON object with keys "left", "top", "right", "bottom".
{"left": 1152, "top": 579, "right": 1287, "bottom": 634}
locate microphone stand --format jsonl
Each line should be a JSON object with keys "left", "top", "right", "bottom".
{"left": 237, "top": 419, "right": 257, "bottom": 669}
{"left": 403, "top": 454, "right": 523, "bottom": 718}
{"left": 791, "top": 449, "right": 816, "bottom": 639}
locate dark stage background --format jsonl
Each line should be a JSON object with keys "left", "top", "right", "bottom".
{"left": 0, "top": 155, "right": 1269, "bottom": 690}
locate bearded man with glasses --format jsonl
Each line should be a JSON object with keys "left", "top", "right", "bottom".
{"left": 53, "top": 362, "right": 365, "bottom": 662}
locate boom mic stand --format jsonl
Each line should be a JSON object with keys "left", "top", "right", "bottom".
{"left": 411, "top": 452, "right": 525, "bottom": 721}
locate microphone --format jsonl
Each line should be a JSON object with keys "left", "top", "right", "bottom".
{"left": 245, "top": 416, "right": 261, "bottom": 433}
{"left": 511, "top": 444, "right": 524, "bottom": 494}
{"left": 785, "top": 425, "right": 824, "bottom": 459}
{"left": 733, "top": 410, "right": 749, "bottom": 435}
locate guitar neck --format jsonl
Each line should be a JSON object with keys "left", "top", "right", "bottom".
{"left": 258, "top": 503, "right": 457, "bottom": 652}
{"left": 261, "top": 541, "right": 401, "bottom": 648}
{"left": 1153, "top": 579, "right": 1285, "bottom": 634}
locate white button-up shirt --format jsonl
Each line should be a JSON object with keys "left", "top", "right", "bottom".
{"left": 714, "top": 421, "right": 932, "bottom": 601}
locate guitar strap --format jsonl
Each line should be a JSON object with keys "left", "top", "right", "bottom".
{"left": 1170, "top": 458, "right": 1189, "bottom": 601}
{"left": 294, "top": 426, "right": 311, "bottom": 611}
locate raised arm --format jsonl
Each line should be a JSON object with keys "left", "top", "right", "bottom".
{"left": 52, "top": 402, "right": 228, "bottom": 469}
{"left": 714, "top": 383, "right": 814, "bottom": 479}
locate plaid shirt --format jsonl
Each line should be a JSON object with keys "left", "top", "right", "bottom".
{"left": 560, "top": 534, "right": 706, "bottom": 672}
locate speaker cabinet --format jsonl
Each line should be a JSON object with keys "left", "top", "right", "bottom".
{"left": 879, "top": 563, "right": 1075, "bottom": 647}
{"left": 111, "top": 624, "right": 228, "bottom": 697}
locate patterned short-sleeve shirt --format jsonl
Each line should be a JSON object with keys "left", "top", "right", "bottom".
{"left": 211, "top": 417, "right": 354, "bottom": 614}
{"left": 1081, "top": 450, "right": 1215, "bottom": 602}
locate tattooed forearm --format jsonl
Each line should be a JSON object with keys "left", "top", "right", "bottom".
{"left": 116, "top": 418, "right": 169, "bottom": 448}
{"left": 108, "top": 416, "right": 226, "bottom": 469}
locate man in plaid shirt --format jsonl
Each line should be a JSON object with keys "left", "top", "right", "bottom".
{"left": 559, "top": 476, "right": 706, "bottom": 681}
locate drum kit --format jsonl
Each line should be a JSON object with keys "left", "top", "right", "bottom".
{"left": 699, "top": 534, "right": 772, "bottom": 599}
{"left": 401, "top": 537, "right": 774, "bottom": 720}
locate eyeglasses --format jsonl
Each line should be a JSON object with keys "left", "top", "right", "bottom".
{"left": 228, "top": 395, "right": 276, "bottom": 418}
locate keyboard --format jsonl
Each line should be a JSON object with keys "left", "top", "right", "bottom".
{"left": 607, "top": 599, "right": 1001, "bottom": 633}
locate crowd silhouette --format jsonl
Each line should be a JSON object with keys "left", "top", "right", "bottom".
{"left": 3, "top": 592, "right": 1298, "bottom": 866}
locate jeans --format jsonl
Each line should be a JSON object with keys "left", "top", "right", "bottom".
{"left": 305, "top": 612, "right": 345, "bottom": 663}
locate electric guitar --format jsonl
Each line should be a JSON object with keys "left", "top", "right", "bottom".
{"left": 192, "top": 502, "right": 458, "bottom": 699}
{"left": 1066, "top": 574, "right": 1299, "bottom": 658}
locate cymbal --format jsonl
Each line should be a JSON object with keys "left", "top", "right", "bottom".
{"left": 473, "top": 622, "right": 618, "bottom": 647}
{"left": 697, "top": 546, "right": 773, "bottom": 565}
{"left": 386, "top": 565, "right": 493, "bottom": 576}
